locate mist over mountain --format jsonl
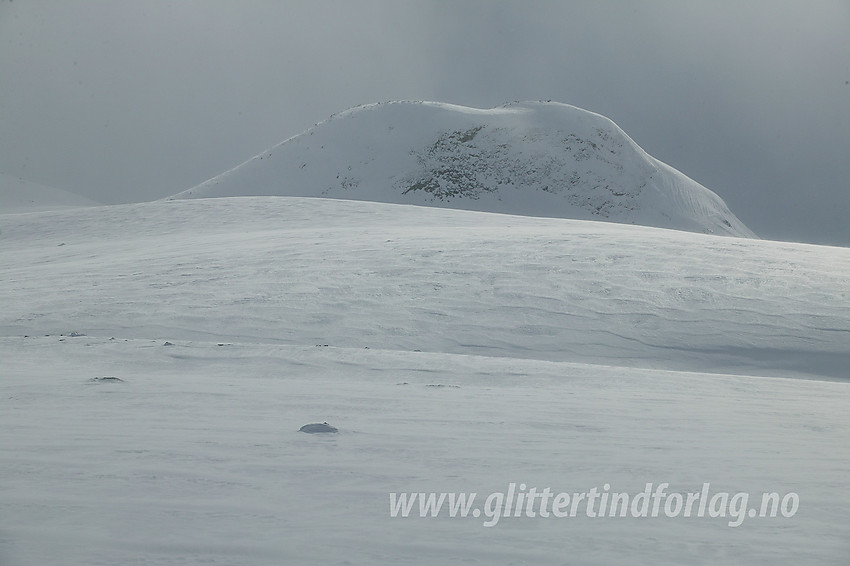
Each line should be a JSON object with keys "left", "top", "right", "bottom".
{"left": 0, "top": 172, "right": 100, "bottom": 213}
{"left": 172, "top": 101, "right": 755, "bottom": 238}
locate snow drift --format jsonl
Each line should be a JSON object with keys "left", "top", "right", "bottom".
{"left": 172, "top": 101, "right": 755, "bottom": 237}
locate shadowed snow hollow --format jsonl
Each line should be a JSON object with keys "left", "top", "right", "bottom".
{"left": 172, "top": 101, "right": 755, "bottom": 237}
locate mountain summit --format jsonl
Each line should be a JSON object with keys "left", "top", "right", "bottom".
{"left": 172, "top": 101, "right": 755, "bottom": 237}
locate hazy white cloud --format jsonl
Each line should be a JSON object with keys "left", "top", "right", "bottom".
{"left": 1, "top": 0, "right": 848, "bottom": 244}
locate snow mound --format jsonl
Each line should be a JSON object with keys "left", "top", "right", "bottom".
{"left": 0, "top": 173, "right": 100, "bottom": 213}
{"left": 172, "top": 101, "right": 755, "bottom": 237}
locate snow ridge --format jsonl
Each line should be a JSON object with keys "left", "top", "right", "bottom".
{"left": 172, "top": 101, "right": 755, "bottom": 237}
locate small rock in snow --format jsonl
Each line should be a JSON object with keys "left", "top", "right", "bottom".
{"left": 299, "top": 422, "right": 338, "bottom": 433}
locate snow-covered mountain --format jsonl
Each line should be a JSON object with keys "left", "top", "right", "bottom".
{"left": 3, "top": 103, "right": 845, "bottom": 566}
{"left": 172, "top": 101, "right": 755, "bottom": 237}
{"left": 0, "top": 172, "right": 100, "bottom": 213}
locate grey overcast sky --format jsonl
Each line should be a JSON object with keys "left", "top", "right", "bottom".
{"left": 1, "top": 1, "right": 848, "bottom": 245}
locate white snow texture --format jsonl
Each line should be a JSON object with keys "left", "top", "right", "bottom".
{"left": 2, "top": 101, "right": 848, "bottom": 565}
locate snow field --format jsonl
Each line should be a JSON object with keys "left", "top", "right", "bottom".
{"left": 2, "top": 336, "right": 849, "bottom": 564}
{"left": 2, "top": 196, "right": 849, "bottom": 564}
{"left": 2, "top": 197, "right": 846, "bottom": 379}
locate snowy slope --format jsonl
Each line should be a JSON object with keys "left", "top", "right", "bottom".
{"left": 2, "top": 197, "right": 848, "bottom": 565}
{"left": 0, "top": 172, "right": 100, "bottom": 213}
{"left": 172, "top": 101, "right": 755, "bottom": 238}
{"left": 1, "top": 197, "right": 844, "bottom": 378}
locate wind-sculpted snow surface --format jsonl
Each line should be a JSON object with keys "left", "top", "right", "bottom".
{"left": 172, "top": 101, "right": 755, "bottom": 237}
{"left": 2, "top": 197, "right": 849, "bottom": 565}
{"left": 2, "top": 197, "right": 844, "bottom": 379}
